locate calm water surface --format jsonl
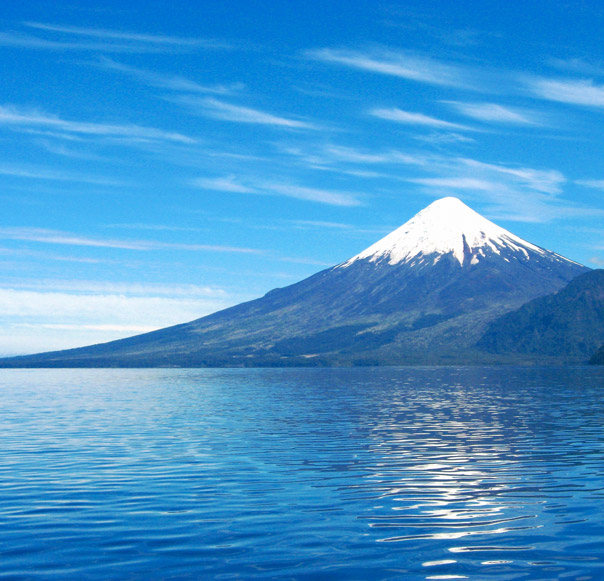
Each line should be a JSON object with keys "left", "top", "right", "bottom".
{"left": 0, "top": 367, "right": 603, "bottom": 580}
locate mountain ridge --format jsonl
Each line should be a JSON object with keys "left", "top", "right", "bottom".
{"left": 478, "top": 269, "right": 604, "bottom": 361}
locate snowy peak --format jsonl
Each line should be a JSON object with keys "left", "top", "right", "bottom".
{"left": 340, "top": 197, "right": 571, "bottom": 268}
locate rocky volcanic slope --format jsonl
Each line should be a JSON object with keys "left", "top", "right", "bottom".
{"left": 0, "top": 197, "right": 589, "bottom": 367}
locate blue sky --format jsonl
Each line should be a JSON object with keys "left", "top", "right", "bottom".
{"left": 3, "top": 1, "right": 604, "bottom": 355}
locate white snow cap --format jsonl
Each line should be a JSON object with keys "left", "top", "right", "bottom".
{"left": 340, "top": 196, "right": 563, "bottom": 268}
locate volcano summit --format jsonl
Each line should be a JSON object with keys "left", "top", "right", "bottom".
{"left": 1, "top": 197, "right": 589, "bottom": 367}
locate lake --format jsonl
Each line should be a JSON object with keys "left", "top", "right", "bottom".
{"left": 0, "top": 367, "right": 603, "bottom": 580}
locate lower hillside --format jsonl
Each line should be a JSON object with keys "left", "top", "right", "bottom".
{"left": 477, "top": 270, "right": 604, "bottom": 362}
{"left": 589, "top": 345, "right": 604, "bottom": 365}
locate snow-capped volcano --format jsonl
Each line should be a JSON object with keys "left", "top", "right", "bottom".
{"left": 341, "top": 197, "right": 572, "bottom": 268}
{"left": 0, "top": 197, "right": 589, "bottom": 367}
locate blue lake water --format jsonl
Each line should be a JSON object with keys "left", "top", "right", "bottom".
{"left": 1, "top": 367, "right": 603, "bottom": 580}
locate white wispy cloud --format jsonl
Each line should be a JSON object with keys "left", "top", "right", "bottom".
{"left": 0, "top": 32, "right": 149, "bottom": 52}
{"left": 193, "top": 175, "right": 255, "bottom": 193}
{"left": 307, "top": 47, "right": 472, "bottom": 88}
{"left": 0, "top": 247, "right": 108, "bottom": 264}
{"left": 460, "top": 159, "right": 565, "bottom": 195}
{"left": 444, "top": 101, "right": 539, "bottom": 124}
{"left": 35, "top": 139, "right": 107, "bottom": 161}
{"left": 370, "top": 107, "right": 472, "bottom": 130}
{"left": 0, "top": 33, "right": 224, "bottom": 54}
{"left": 528, "top": 77, "right": 604, "bottom": 108}
{"left": 0, "top": 104, "right": 195, "bottom": 143}
{"left": 0, "top": 22, "right": 230, "bottom": 53}
{"left": 576, "top": 179, "right": 604, "bottom": 190}
{"left": 97, "top": 57, "right": 244, "bottom": 95}
{"left": 0, "top": 163, "right": 125, "bottom": 186}
{"left": 321, "top": 144, "right": 424, "bottom": 165}
{"left": 193, "top": 175, "right": 363, "bottom": 207}
{"left": 413, "top": 132, "right": 475, "bottom": 145}
{"left": 548, "top": 57, "right": 604, "bottom": 76}
{"left": 104, "top": 223, "right": 202, "bottom": 232}
{"left": 0, "top": 227, "right": 262, "bottom": 254}
{"left": 261, "top": 183, "right": 362, "bottom": 206}
{"left": 25, "top": 22, "right": 225, "bottom": 47}
{"left": 406, "top": 156, "right": 600, "bottom": 223}
{"left": 0, "top": 286, "right": 237, "bottom": 356}
{"left": 410, "top": 177, "right": 497, "bottom": 191}
{"left": 177, "top": 97, "right": 316, "bottom": 129}
{"left": 279, "top": 143, "right": 427, "bottom": 169}
{"left": 7, "top": 278, "right": 226, "bottom": 298}
{"left": 289, "top": 219, "right": 353, "bottom": 230}
{"left": 410, "top": 158, "right": 565, "bottom": 200}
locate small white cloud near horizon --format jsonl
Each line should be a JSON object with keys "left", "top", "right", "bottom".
{"left": 0, "top": 285, "right": 240, "bottom": 356}
{"left": 589, "top": 256, "right": 604, "bottom": 267}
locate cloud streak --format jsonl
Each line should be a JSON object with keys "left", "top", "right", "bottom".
{"left": 178, "top": 97, "right": 316, "bottom": 129}
{"left": 0, "top": 227, "right": 263, "bottom": 254}
{"left": 528, "top": 77, "right": 604, "bottom": 108}
{"left": 7, "top": 278, "right": 226, "bottom": 297}
{"left": 405, "top": 156, "right": 602, "bottom": 223}
{"left": 0, "top": 286, "right": 237, "bottom": 356}
{"left": 25, "top": 22, "right": 226, "bottom": 48}
{"left": 193, "top": 175, "right": 363, "bottom": 206}
{"left": 278, "top": 143, "right": 427, "bottom": 173}
{"left": 193, "top": 175, "right": 255, "bottom": 193}
{"left": 0, "top": 105, "right": 195, "bottom": 143}
{"left": 261, "top": 183, "right": 362, "bottom": 206}
{"left": 0, "top": 22, "right": 230, "bottom": 53}
{"left": 307, "top": 47, "right": 473, "bottom": 88}
{"left": 370, "top": 107, "right": 472, "bottom": 130}
{"left": 0, "top": 163, "right": 125, "bottom": 185}
{"left": 460, "top": 159, "right": 565, "bottom": 195}
{"left": 444, "top": 101, "right": 539, "bottom": 124}
{"left": 576, "top": 179, "right": 604, "bottom": 190}
{"left": 98, "top": 57, "right": 244, "bottom": 95}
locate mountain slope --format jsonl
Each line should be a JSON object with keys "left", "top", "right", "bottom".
{"left": 478, "top": 269, "right": 604, "bottom": 361}
{"left": 589, "top": 344, "right": 604, "bottom": 364}
{"left": 0, "top": 197, "right": 589, "bottom": 367}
